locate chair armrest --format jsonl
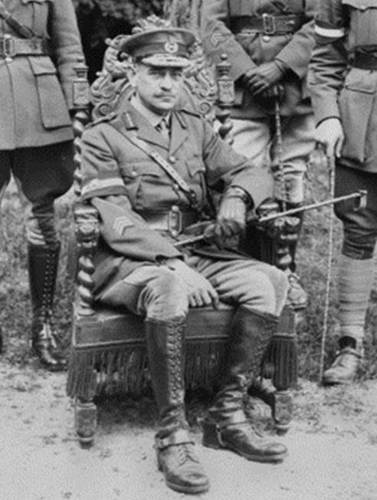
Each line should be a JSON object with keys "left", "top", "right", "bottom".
{"left": 74, "top": 204, "right": 100, "bottom": 317}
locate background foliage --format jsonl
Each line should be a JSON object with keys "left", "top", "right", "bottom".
{"left": 73, "top": 0, "right": 197, "bottom": 80}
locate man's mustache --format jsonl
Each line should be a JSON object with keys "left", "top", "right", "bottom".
{"left": 155, "top": 93, "right": 176, "bottom": 98}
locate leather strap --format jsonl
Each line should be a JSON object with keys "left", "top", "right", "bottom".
{"left": 231, "top": 14, "right": 304, "bottom": 36}
{"left": 155, "top": 429, "right": 194, "bottom": 450}
{"left": 109, "top": 119, "right": 199, "bottom": 210}
{"left": 0, "top": 36, "right": 48, "bottom": 58}
{"left": 215, "top": 409, "right": 248, "bottom": 431}
{"left": 352, "top": 50, "right": 377, "bottom": 70}
{"left": 142, "top": 209, "right": 197, "bottom": 234}
{"left": 0, "top": 0, "right": 36, "bottom": 39}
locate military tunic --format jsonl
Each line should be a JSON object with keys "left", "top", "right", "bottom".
{"left": 309, "top": 0, "right": 377, "bottom": 172}
{"left": 80, "top": 101, "right": 285, "bottom": 307}
{"left": 0, "top": 0, "right": 83, "bottom": 149}
{"left": 0, "top": 0, "right": 84, "bottom": 245}
{"left": 200, "top": 0, "right": 317, "bottom": 207}
{"left": 309, "top": 0, "right": 377, "bottom": 262}
{"left": 200, "top": 0, "right": 317, "bottom": 119}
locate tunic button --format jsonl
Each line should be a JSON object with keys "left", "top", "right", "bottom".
{"left": 169, "top": 155, "right": 176, "bottom": 163}
{"left": 174, "top": 183, "right": 179, "bottom": 190}
{"left": 262, "top": 35, "right": 271, "bottom": 42}
{"left": 132, "top": 170, "right": 137, "bottom": 177}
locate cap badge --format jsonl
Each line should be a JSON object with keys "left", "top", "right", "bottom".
{"left": 164, "top": 40, "right": 178, "bottom": 54}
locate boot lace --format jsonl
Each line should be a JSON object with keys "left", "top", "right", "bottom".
{"left": 176, "top": 443, "right": 199, "bottom": 466}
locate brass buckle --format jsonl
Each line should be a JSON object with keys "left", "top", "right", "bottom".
{"left": 2, "top": 35, "right": 16, "bottom": 61}
{"left": 168, "top": 205, "right": 182, "bottom": 238}
{"left": 262, "top": 14, "right": 276, "bottom": 35}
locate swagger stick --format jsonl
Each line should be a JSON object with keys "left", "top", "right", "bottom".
{"left": 319, "top": 156, "right": 336, "bottom": 382}
{"left": 274, "top": 86, "right": 288, "bottom": 212}
{"left": 174, "top": 190, "right": 367, "bottom": 248}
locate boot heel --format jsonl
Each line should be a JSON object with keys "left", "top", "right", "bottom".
{"left": 202, "top": 419, "right": 221, "bottom": 449}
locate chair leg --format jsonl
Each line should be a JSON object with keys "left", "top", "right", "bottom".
{"left": 248, "top": 380, "right": 293, "bottom": 434}
{"left": 273, "top": 390, "right": 293, "bottom": 435}
{"left": 75, "top": 397, "right": 97, "bottom": 447}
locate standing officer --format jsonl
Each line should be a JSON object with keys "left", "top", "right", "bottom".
{"left": 200, "top": 0, "right": 318, "bottom": 307}
{"left": 309, "top": 0, "right": 377, "bottom": 384}
{"left": 81, "top": 24, "right": 288, "bottom": 495}
{"left": 0, "top": 0, "right": 85, "bottom": 370}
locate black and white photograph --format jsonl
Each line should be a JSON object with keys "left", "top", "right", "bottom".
{"left": 0, "top": 1, "right": 377, "bottom": 498}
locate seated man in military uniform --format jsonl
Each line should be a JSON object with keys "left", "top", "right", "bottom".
{"left": 81, "top": 23, "right": 288, "bottom": 495}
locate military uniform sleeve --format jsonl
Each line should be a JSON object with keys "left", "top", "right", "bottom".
{"left": 275, "top": 20, "right": 315, "bottom": 79}
{"left": 200, "top": 0, "right": 257, "bottom": 82}
{"left": 81, "top": 125, "right": 182, "bottom": 262}
{"left": 308, "top": 0, "right": 349, "bottom": 124}
{"left": 50, "top": 0, "right": 85, "bottom": 109}
{"left": 201, "top": 119, "right": 272, "bottom": 208}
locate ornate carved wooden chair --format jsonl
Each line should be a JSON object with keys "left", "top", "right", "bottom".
{"left": 66, "top": 28, "right": 298, "bottom": 447}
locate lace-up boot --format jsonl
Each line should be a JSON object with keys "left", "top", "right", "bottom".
{"left": 28, "top": 243, "right": 66, "bottom": 371}
{"left": 145, "top": 319, "right": 209, "bottom": 495}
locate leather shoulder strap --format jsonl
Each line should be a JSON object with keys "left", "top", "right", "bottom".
{"left": 0, "top": 1, "right": 36, "bottom": 38}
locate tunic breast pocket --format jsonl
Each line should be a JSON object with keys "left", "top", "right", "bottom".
{"left": 29, "top": 58, "right": 71, "bottom": 129}
{"left": 342, "top": 0, "right": 377, "bottom": 46}
{"left": 338, "top": 68, "right": 377, "bottom": 163}
{"left": 186, "top": 158, "right": 207, "bottom": 204}
{"left": 121, "top": 162, "right": 164, "bottom": 211}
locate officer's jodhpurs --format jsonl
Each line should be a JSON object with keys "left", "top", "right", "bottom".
{"left": 0, "top": 142, "right": 74, "bottom": 245}
{"left": 98, "top": 257, "right": 288, "bottom": 320}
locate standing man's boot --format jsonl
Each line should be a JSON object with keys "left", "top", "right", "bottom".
{"left": 202, "top": 308, "right": 287, "bottom": 463}
{"left": 28, "top": 243, "right": 66, "bottom": 371}
{"left": 145, "top": 319, "right": 209, "bottom": 495}
{"left": 323, "top": 256, "right": 373, "bottom": 385}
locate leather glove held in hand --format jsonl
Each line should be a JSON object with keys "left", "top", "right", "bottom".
{"left": 244, "top": 61, "right": 284, "bottom": 96}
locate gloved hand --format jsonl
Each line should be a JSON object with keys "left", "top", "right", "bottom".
{"left": 164, "top": 258, "right": 219, "bottom": 309}
{"left": 257, "top": 84, "right": 285, "bottom": 104}
{"left": 263, "top": 216, "right": 300, "bottom": 243}
{"left": 244, "top": 62, "right": 285, "bottom": 96}
{"left": 315, "top": 118, "right": 345, "bottom": 158}
{"left": 204, "top": 193, "right": 247, "bottom": 248}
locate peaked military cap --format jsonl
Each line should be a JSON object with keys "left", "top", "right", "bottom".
{"left": 120, "top": 27, "right": 196, "bottom": 68}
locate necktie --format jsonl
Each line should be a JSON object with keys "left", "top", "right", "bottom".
{"left": 156, "top": 117, "right": 170, "bottom": 141}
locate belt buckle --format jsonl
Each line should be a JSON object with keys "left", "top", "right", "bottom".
{"left": 262, "top": 14, "right": 276, "bottom": 35}
{"left": 2, "top": 35, "right": 16, "bottom": 62}
{"left": 168, "top": 205, "right": 182, "bottom": 238}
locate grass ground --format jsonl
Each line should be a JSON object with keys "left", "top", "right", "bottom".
{"left": 0, "top": 156, "right": 376, "bottom": 381}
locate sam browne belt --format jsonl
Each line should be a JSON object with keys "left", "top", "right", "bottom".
{"left": 142, "top": 208, "right": 198, "bottom": 237}
{"left": 230, "top": 14, "right": 304, "bottom": 36}
{"left": 352, "top": 49, "right": 377, "bottom": 70}
{"left": 0, "top": 36, "right": 48, "bottom": 59}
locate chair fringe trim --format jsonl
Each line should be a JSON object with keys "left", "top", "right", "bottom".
{"left": 66, "top": 341, "right": 227, "bottom": 400}
{"left": 262, "top": 334, "right": 298, "bottom": 391}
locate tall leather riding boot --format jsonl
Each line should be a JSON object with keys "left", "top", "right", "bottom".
{"left": 145, "top": 319, "right": 209, "bottom": 495}
{"left": 323, "top": 255, "right": 373, "bottom": 385}
{"left": 202, "top": 307, "right": 287, "bottom": 463}
{"left": 28, "top": 242, "right": 66, "bottom": 371}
